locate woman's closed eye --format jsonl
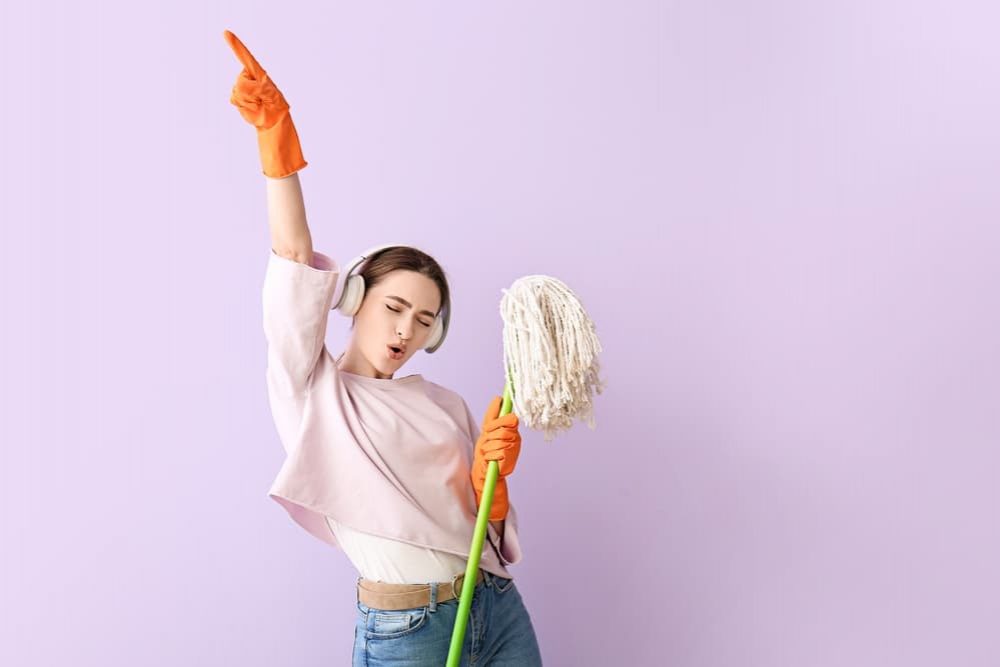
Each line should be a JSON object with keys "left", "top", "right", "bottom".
{"left": 386, "top": 304, "right": 431, "bottom": 327}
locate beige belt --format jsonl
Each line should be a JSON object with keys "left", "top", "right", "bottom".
{"left": 357, "top": 568, "right": 486, "bottom": 611}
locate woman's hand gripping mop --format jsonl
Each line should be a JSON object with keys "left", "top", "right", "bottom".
{"left": 448, "top": 275, "right": 606, "bottom": 666}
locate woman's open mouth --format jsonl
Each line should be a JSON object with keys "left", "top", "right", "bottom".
{"left": 387, "top": 345, "right": 404, "bottom": 361}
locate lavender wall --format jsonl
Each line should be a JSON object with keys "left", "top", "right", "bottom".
{"left": 2, "top": 1, "right": 998, "bottom": 665}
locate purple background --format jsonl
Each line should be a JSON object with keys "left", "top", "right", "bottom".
{"left": 3, "top": 1, "right": 999, "bottom": 665}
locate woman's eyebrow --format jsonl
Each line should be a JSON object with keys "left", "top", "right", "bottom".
{"left": 386, "top": 295, "right": 436, "bottom": 318}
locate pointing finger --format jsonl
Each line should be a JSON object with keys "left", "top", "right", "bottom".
{"left": 223, "top": 29, "right": 265, "bottom": 79}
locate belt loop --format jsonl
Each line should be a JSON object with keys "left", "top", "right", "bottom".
{"left": 428, "top": 581, "right": 438, "bottom": 612}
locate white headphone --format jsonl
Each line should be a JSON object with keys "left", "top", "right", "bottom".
{"left": 331, "top": 243, "right": 450, "bottom": 354}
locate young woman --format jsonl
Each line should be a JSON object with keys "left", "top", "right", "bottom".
{"left": 224, "top": 30, "right": 544, "bottom": 665}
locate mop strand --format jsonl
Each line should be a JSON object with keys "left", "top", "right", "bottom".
{"left": 500, "top": 274, "right": 606, "bottom": 441}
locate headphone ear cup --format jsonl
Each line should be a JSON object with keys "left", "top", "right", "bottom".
{"left": 337, "top": 275, "right": 366, "bottom": 316}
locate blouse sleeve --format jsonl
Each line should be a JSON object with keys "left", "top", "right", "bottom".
{"left": 495, "top": 502, "right": 523, "bottom": 566}
{"left": 261, "top": 248, "right": 340, "bottom": 398}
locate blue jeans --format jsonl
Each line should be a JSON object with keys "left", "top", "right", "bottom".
{"left": 352, "top": 570, "right": 543, "bottom": 665}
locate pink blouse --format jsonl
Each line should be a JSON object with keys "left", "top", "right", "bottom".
{"left": 261, "top": 248, "right": 521, "bottom": 580}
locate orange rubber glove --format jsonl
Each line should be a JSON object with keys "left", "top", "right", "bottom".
{"left": 470, "top": 396, "right": 522, "bottom": 521}
{"left": 224, "top": 30, "right": 308, "bottom": 179}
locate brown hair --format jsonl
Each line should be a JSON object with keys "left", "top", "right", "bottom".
{"left": 350, "top": 246, "right": 450, "bottom": 329}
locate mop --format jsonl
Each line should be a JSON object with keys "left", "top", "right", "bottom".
{"left": 447, "top": 274, "right": 606, "bottom": 666}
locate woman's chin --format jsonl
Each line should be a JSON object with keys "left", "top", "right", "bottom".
{"left": 377, "top": 356, "right": 401, "bottom": 372}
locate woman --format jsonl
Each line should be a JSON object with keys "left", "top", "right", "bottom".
{"left": 224, "top": 30, "right": 544, "bottom": 665}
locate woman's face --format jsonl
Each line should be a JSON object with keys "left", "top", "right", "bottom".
{"left": 344, "top": 269, "right": 442, "bottom": 379}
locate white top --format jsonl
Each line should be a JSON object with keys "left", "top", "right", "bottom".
{"left": 326, "top": 516, "right": 471, "bottom": 584}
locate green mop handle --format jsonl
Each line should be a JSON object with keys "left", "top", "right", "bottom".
{"left": 446, "top": 377, "right": 515, "bottom": 667}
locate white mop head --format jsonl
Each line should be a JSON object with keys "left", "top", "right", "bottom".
{"left": 500, "top": 274, "right": 606, "bottom": 441}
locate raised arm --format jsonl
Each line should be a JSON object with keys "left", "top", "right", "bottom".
{"left": 224, "top": 29, "right": 314, "bottom": 264}
{"left": 267, "top": 172, "right": 314, "bottom": 265}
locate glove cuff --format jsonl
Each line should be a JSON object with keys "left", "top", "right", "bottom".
{"left": 475, "top": 477, "right": 509, "bottom": 521}
{"left": 257, "top": 111, "right": 307, "bottom": 179}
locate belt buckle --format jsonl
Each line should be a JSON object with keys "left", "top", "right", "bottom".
{"left": 450, "top": 571, "right": 466, "bottom": 603}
